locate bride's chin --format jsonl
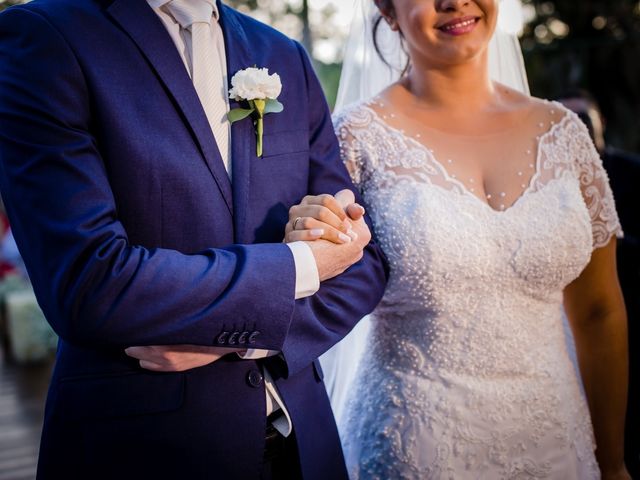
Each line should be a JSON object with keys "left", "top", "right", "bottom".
{"left": 425, "top": 52, "right": 484, "bottom": 70}
{"left": 432, "top": 42, "right": 489, "bottom": 66}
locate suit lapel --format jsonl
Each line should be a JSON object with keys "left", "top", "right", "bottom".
{"left": 106, "top": 0, "right": 234, "bottom": 215}
{"left": 219, "top": 4, "right": 254, "bottom": 243}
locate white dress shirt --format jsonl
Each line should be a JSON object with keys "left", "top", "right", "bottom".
{"left": 147, "top": 0, "right": 320, "bottom": 436}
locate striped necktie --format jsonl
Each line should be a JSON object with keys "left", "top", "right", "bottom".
{"left": 166, "top": 0, "right": 231, "bottom": 176}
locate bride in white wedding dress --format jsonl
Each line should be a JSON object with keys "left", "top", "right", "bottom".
{"left": 285, "top": 0, "right": 630, "bottom": 478}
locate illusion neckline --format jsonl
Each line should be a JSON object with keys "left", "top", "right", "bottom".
{"left": 367, "top": 96, "right": 549, "bottom": 140}
{"left": 359, "top": 103, "right": 573, "bottom": 214}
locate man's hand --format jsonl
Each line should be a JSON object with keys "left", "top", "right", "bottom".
{"left": 285, "top": 189, "right": 371, "bottom": 282}
{"left": 124, "top": 345, "right": 243, "bottom": 372}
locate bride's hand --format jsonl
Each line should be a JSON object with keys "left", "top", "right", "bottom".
{"left": 285, "top": 189, "right": 366, "bottom": 244}
{"left": 601, "top": 465, "right": 631, "bottom": 480}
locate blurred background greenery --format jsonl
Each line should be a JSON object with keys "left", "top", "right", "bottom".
{"left": 519, "top": 0, "right": 640, "bottom": 153}
{"left": 1, "top": 0, "right": 638, "bottom": 151}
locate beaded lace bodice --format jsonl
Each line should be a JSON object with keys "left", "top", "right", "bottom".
{"left": 333, "top": 99, "right": 622, "bottom": 479}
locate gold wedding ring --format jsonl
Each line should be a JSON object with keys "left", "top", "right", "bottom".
{"left": 293, "top": 217, "right": 303, "bottom": 230}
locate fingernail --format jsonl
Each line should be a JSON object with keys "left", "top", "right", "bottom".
{"left": 342, "top": 219, "right": 352, "bottom": 231}
{"left": 310, "top": 229, "right": 325, "bottom": 237}
{"left": 338, "top": 233, "right": 352, "bottom": 243}
{"left": 347, "top": 229, "right": 358, "bottom": 240}
{"left": 358, "top": 205, "right": 366, "bottom": 215}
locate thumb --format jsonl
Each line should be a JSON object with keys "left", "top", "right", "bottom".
{"left": 346, "top": 203, "right": 365, "bottom": 221}
{"left": 334, "top": 189, "right": 355, "bottom": 209}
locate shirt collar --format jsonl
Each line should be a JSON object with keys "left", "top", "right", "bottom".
{"left": 147, "top": 0, "right": 220, "bottom": 21}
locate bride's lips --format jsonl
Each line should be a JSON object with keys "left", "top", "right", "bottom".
{"left": 436, "top": 16, "right": 480, "bottom": 36}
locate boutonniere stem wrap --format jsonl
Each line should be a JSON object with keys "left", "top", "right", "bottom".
{"left": 227, "top": 67, "right": 284, "bottom": 157}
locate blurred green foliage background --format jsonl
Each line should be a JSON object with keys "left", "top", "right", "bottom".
{"left": 520, "top": 0, "right": 640, "bottom": 152}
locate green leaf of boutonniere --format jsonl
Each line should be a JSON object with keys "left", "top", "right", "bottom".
{"left": 264, "top": 99, "right": 284, "bottom": 115}
{"left": 228, "top": 108, "right": 255, "bottom": 124}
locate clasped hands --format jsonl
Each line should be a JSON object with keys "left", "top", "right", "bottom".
{"left": 125, "top": 189, "right": 370, "bottom": 372}
{"left": 287, "top": 189, "right": 371, "bottom": 281}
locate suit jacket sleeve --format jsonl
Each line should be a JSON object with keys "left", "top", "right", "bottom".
{"left": 0, "top": 7, "right": 297, "bottom": 350}
{"left": 276, "top": 43, "right": 389, "bottom": 377}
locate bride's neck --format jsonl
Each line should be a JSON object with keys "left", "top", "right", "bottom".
{"left": 404, "top": 56, "right": 495, "bottom": 112}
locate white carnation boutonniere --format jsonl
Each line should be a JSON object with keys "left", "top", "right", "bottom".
{"left": 227, "top": 67, "right": 284, "bottom": 157}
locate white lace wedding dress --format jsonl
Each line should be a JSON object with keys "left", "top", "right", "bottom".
{"left": 333, "top": 98, "right": 622, "bottom": 479}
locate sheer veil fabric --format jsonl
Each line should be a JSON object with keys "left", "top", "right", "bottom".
{"left": 322, "top": 0, "right": 530, "bottom": 429}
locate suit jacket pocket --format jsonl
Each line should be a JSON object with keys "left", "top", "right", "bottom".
{"left": 55, "top": 371, "right": 185, "bottom": 421}
{"left": 261, "top": 130, "right": 308, "bottom": 159}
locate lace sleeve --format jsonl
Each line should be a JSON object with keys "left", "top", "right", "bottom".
{"left": 333, "top": 109, "right": 367, "bottom": 189}
{"left": 569, "top": 114, "right": 623, "bottom": 249}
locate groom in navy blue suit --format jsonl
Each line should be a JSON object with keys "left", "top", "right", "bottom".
{"left": 0, "top": 0, "right": 388, "bottom": 478}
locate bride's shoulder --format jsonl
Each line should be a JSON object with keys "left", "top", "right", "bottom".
{"left": 496, "top": 84, "right": 584, "bottom": 134}
{"left": 332, "top": 97, "right": 381, "bottom": 132}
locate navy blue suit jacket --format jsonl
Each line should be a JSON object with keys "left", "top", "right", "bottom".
{"left": 0, "top": 1, "right": 388, "bottom": 478}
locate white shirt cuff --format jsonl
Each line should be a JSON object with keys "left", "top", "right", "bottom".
{"left": 264, "top": 369, "right": 293, "bottom": 437}
{"left": 237, "top": 349, "right": 279, "bottom": 360}
{"left": 286, "top": 241, "right": 320, "bottom": 300}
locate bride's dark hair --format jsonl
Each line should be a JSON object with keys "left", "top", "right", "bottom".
{"left": 373, "top": 0, "right": 411, "bottom": 75}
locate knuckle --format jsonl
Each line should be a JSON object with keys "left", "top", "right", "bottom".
{"left": 159, "top": 351, "right": 172, "bottom": 362}
{"left": 289, "top": 206, "right": 301, "bottom": 218}
{"left": 318, "top": 208, "right": 330, "bottom": 223}
{"left": 320, "top": 195, "right": 333, "bottom": 207}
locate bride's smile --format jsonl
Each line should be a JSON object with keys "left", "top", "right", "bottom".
{"left": 379, "top": 0, "right": 498, "bottom": 67}
{"left": 435, "top": 15, "right": 481, "bottom": 35}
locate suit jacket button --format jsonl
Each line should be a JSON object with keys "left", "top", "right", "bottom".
{"left": 248, "top": 331, "right": 261, "bottom": 344}
{"left": 238, "top": 331, "right": 249, "bottom": 345}
{"left": 228, "top": 331, "right": 240, "bottom": 345}
{"left": 216, "top": 331, "right": 229, "bottom": 344}
{"left": 247, "top": 370, "right": 264, "bottom": 388}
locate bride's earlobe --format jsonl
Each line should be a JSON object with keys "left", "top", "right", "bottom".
{"left": 381, "top": 11, "right": 399, "bottom": 31}
{"left": 385, "top": 17, "right": 399, "bottom": 31}
{"left": 374, "top": 0, "right": 399, "bottom": 31}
